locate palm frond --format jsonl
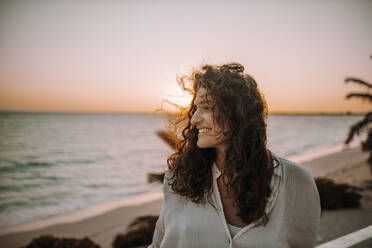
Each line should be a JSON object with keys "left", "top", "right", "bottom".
{"left": 346, "top": 93, "right": 372, "bottom": 103}
{"left": 345, "top": 112, "right": 372, "bottom": 144}
{"left": 362, "top": 128, "right": 372, "bottom": 151}
{"left": 345, "top": 78, "right": 372, "bottom": 89}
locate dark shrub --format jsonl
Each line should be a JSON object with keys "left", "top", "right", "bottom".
{"left": 315, "top": 177, "right": 362, "bottom": 210}
{"left": 112, "top": 215, "right": 158, "bottom": 248}
{"left": 22, "top": 235, "right": 100, "bottom": 248}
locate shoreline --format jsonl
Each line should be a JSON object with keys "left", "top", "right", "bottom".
{"left": 0, "top": 198, "right": 164, "bottom": 248}
{"left": 289, "top": 141, "right": 360, "bottom": 164}
{"left": 0, "top": 189, "right": 163, "bottom": 236}
{"left": 0, "top": 146, "right": 371, "bottom": 247}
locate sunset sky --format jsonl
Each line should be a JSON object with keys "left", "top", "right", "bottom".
{"left": 0, "top": 0, "right": 371, "bottom": 114}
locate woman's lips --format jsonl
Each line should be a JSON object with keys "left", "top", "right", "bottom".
{"left": 198, "top": 128, "right": 211, "bottom": 134}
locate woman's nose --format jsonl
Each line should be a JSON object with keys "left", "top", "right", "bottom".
{"left": 191, "top": 109, "right": 201, "bottom": 125}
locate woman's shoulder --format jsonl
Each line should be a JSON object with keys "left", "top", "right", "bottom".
{"left": 273, "top": 156, "right": 321, "bottom": 247}
{"left": 274, "top": 155, "right": 320, "bottom": 206}
{"left": 275, "top": 155, "right": 315, "bottom": 186}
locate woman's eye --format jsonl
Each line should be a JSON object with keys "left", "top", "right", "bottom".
{"left": 195, "top": 104, "right": 211, "bottom": 112}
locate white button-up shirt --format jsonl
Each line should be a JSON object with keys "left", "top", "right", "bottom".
{"left": 150, "top": 154, "right": 320, "bottom": 248}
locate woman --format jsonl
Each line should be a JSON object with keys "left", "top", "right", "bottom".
{"left": 150, "top": 63, "right": 320, "bottom": 248}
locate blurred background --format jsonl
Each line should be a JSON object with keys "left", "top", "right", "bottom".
{"left": 0, "top": 0, "right": 371, "bottom": 237}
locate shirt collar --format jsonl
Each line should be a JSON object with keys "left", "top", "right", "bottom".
{"left": 212, "top": 155, "right": 282, "bottom": 181}
{"left": 211, "top": 153, "right": 282, "bottom": 223}
{"left": 212, "top": 163, "right": 222, "bottom": 180}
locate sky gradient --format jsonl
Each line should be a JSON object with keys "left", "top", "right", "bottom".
{"left": 0, "top": 0, "right": 371, "bottom": 114}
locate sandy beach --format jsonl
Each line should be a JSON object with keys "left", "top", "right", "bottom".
{"left": 0, "top": 146, "right": 371, "bottom": 248}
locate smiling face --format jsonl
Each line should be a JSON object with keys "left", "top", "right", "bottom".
{"left": 190, "top": 87, "right": 228, "bottom": 153}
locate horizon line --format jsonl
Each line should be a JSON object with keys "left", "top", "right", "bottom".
{"left": 0, "top": 109, "right": 366, "bottom": 116}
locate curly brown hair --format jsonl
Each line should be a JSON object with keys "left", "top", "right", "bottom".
{"left": 167, "top": 63, "right": 275, "bottom": 226}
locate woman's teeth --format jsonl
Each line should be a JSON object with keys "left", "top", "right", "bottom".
{"left": 198, "top": 128, "right": 211, "bottom": 134}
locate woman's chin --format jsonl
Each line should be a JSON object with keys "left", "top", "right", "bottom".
{"left": 196, "top": 141, "right": 205, "bottom": 149}
{"left": 196, "top": 141, "right": 211, "bottom": 149}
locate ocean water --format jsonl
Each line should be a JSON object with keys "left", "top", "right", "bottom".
{"left": 0, "top": 112, "right": 364, "bottom": 229}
